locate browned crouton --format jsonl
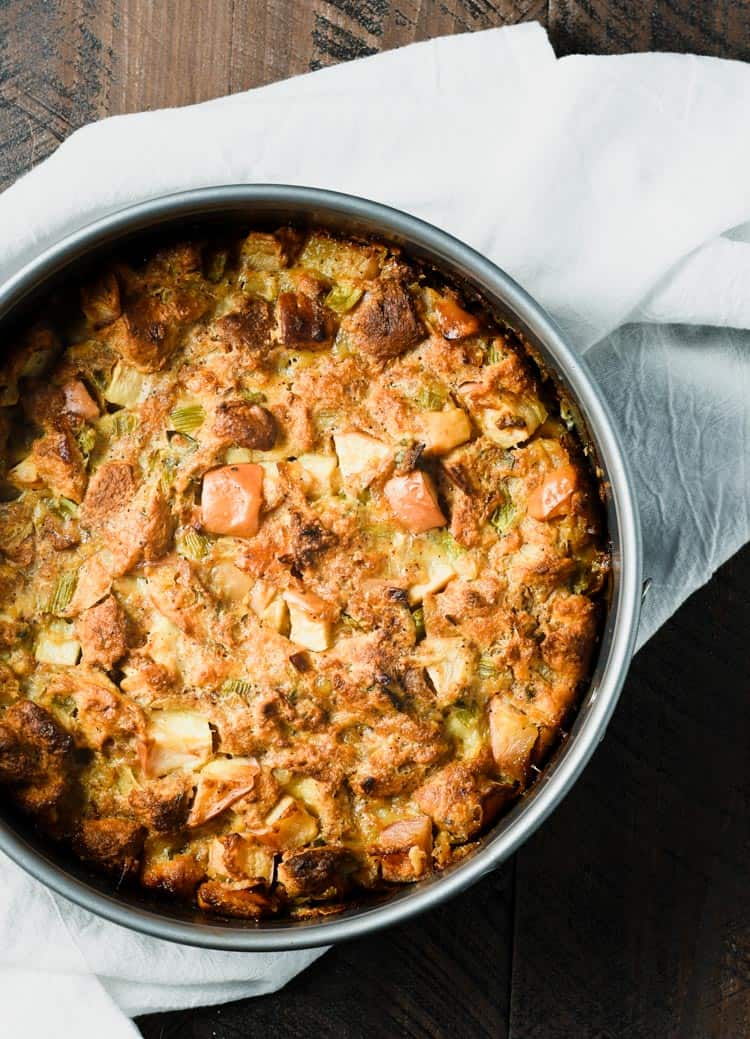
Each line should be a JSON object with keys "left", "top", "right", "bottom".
{"left": 414, "top": 763, "right": 511, "bottom": 842}
{"left": 197, "top": 880, "right": 282, "bottom": 918}
{"left": 373, "top": 816, "right": 433, "bottom": 882}
{"left": 0, "top": 701, "right": 74, "bottom": 825}
{"left": 276, "top": 292, "right": 337, "bottom": 349}
{"left": 343, "top": 279, "right": 424, "bottom": 360}
{"left": 129, "top": 773, "right": 193, "bottom": 832}
{"left": 30, "top": 429, "right": 87, "bottom": 502}
{"left": 211, "top": 401, "right": 277, "bottom": 450}
{"left": 73, "top": 817, "right": 146, "bottom": 878}
{"left": 276, "top": 845, "right": 359, "bottom": 901}
{"left": 141, "top": 852, "right": 206, "bottom": 899}
{"left": 75, "top": 595, "right": 129, "bottom": 670}
{"left": 81, "top": 461, "right": 137, "bottom": 529}
{"left": 211, "top": 298, "right": 274, "bottom": 356}
{"left": 81, "top": 271, "right": 122, "bottom": 329}
{"left": 109, "top": 484, "right": 174, "bottom": 571}
{"left": 109, "top": 283, "right": 209, "bottom": 372}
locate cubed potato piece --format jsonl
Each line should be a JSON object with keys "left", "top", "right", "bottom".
{"left": 287, "top": 604, "right": 332, "bottom": 652}
{"left": 384, "top": 472, "right": 446, "bottom": 533}
{"left": 373, "top": 816, "right": 433, "bottom": 882}
{"left": 333, "top": 431, "right": 390, "bottom": 495}
{"left": 420, "top": 407, "right": 472, "bottom": 456}
{"left": 416, "top": 637, "right": 475, "bottom": 705}
{"left": 408, "top": 558, "right": 456, "bottom": 605}
{"left": 142, "top": 710, "right": 213, "bottom": 777}
{"left": 188, "top": 756, "right": 260, "bottom": 827}
{"left": 35, "top": 621, "right": 81, "bottom": 666}
{"left": 298, "top": 453, "right": 339, "bottom": 498}
{"left": 207, "top": 834, "right": 275, "bottom": 883}
{"left": 256, "top": 794, "right": 320, "bottom": 851}
{"left": 488, "top": 698, "right": 539, "bottom": 783}
{"left": 201, "top": 463, "right": 264, "bottom": 538}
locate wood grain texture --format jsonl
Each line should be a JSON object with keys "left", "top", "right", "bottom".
{"left": 136, "top": 864, "right": 515, "bottom": 1039}
{"left": 508, "top": 544, "right": 750, "bottom": 1039}
{"left": 550, "top": 0, "right": 750, "bottom": 58}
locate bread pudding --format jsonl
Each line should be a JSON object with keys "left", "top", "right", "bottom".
{"left": 0, "top": 227, "right": 608, "bottom": 918}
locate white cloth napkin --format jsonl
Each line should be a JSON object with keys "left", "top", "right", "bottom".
{"left": 2, "top": 20, "right": 750, "bottom": 1036}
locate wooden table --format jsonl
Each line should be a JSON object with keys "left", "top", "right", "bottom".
{"left": 2, "top": 3, "right": 749, "bottom": 1036}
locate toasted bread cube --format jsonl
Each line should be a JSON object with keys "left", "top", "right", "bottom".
{"left": 143, "top": 710, "right": 213, "bottom": 777}
{"left": 373, "top": 816, "right": 433, "bottom": 882}
{"left": 414, "top": 763, "right": 510, "bottom": 842}
{"left": 384, "top": 471, "right": 446, "bottom": 533}
{"left": 488, "top": 698, "right": 539, "bottom": 783}
{"left": 256, "top": 794, "right": 320, "bottom": 851}
{"left": 298, "top": 232, "right": 385, "bottom": 281}
{"left": 420, "top": 407, "right": 472, "bottom": 456}
{"left": 187, "top": 756, "right": 260, "bottom": 827}
{"left": 333, "top": 431, "right": 390, "bottom": 495}
{"left": 197, "top": 879, "right": 281, "bottom": 918}
{"left": 277, "top": 845, "right": 359, "bottom": 901}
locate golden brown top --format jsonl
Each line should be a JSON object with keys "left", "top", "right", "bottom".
{"left": 0, "top": 228, "right": 608, "bottom": 918}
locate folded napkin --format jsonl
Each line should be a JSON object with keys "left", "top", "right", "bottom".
{"left": 2, "top": 20, "right": 750, "bottom": 1037}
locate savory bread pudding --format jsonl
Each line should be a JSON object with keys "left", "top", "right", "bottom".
{"left": 0, "top": 227, "right": 608, "bottom": 919}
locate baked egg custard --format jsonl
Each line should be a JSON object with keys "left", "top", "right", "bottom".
{"left": 0, "top": 228, "right": 608, "bottom": 918}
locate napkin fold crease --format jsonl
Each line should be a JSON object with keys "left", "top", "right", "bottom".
{"left": 2, "top": 20, "right": 750, "bottom": 1036}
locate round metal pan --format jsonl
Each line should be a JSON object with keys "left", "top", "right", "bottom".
{"left": 0, "top": 185, "right": 642, "bottom": 950}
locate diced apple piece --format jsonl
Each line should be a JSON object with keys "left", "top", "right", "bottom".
{"left": 417, "top": 637, "right": 475, "bottom": 705}
{"left": 261, "top": 597, "right": 290, "bottom": 635}
{"left": 209, "top": 562, "right": 254, "bottom": 603}
{"left": 187, "top": 756, "right": 260, "bottom": 827}
{"left": 35, "top": 621, "right": 81, "bottom": 666}
{"left": 63, "top": 379, "right": 100, "bottom": 420}
{"left": 225, "top": 447, "right": 253, "bottom": 464}
{"left": 283, "top": 588, "right": 334, "bottom": 619}
{"left": 373, "top": 816, "right": 433, "bottom": 882}
{"left": 255, "top": 794, "right": 320, "bottom": 851}
{"left": 431, "top": 296, "right": 480, "bottom": 340}
{"left": 249, "top": 579, "right": 276, "bottom": 615}
{"left": 287, "top": 603, "right": 332, "bottom": 652}
{"left": 143, "top": 710, "right": 213, "bottom": 777}
{"left": 201, "top": 463, "right": 263, "bottom": 538}
{"left": 420, "top": 406, "right": 472, "bottom": 456}
{"left": 333, "top": 431, "right": 390, "bottom": 495}
{"left": 384, "top": 471, "right": 446, "bottom": 534}
{"left": 408, "top": 558, "right": 457, "bottom": 605}
{"left": 104, "top": 360, "right": 146, "bottom": 407}
{"left": 488, "top": 698, "right": 539, "bottom": 783}
{"left": 298, "top": 453, "right": 339, "bottom": 497}
{"left": 207, "top": 834, "right": 275, "bottom": 883}
{"left": 527, "top": 464, "right": 578, "bottom": 521}
{"left": 8, "top": 456, "right": 39, "bottom": 488}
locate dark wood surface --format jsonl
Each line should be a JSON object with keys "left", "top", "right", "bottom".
{"left": 1, "top": 2, "right": 749, "bottom": 1037}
